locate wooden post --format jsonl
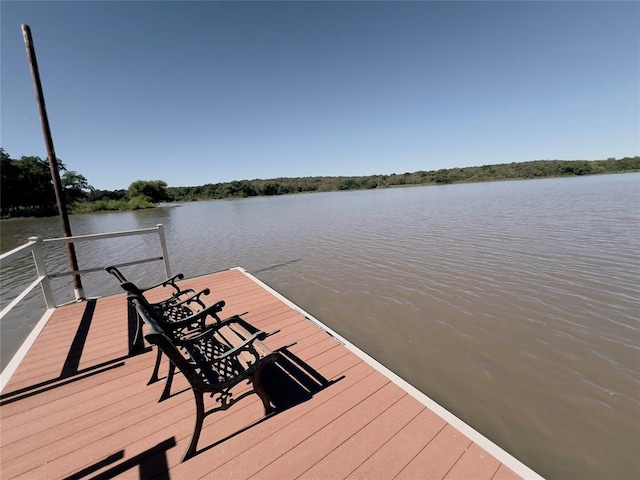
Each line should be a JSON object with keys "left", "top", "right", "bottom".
{"left": 22, "top": 24, "right": 85, "bottom": 300}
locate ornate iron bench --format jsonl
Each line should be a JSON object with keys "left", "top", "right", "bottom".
{"left": 121, "top": 281, "right": 272, "bottom": 401}
{"left": 106, "top": 266, "right": 216, "bottom": 380}
{"left": 131, "top": 296, "right": 280, "bottom": 462}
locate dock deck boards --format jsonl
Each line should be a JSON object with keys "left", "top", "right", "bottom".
{"left": 0, "top": 268, "right": 535, "bottom": 479}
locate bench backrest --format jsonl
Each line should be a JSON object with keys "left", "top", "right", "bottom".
{"left": 121, "top": 281, "right": 206, "bottom": 336}
{"left": 105, "top": 266, "right": 183, "bottom": 296}
{"left": 131, "top": 297, "right": 221, "bottom": 388}
{"left": 132, "top": 296, "right": 246, "bottom": 389}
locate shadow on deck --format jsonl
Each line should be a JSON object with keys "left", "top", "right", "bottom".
{"left": 0, "top": 268, "right": 535, "bottom": 480}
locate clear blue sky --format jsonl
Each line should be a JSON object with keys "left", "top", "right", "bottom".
{"left": 1, "top": 1, "right": 638, "bottom": 191}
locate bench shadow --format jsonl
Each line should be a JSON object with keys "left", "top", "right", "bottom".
{"left": 196, "top": 346, "right": 344, "bottom": 458}
{"left": 3, "top": 291, "right": 346, "bottom": 469}
{"left": 62, "top": 438, "right": 176, "bottom": 480}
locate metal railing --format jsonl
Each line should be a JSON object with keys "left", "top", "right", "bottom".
{"left": 0, "top": 223, "right": 171, "bottom": 318}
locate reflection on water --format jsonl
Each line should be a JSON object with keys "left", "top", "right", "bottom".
{"left": 1, "top": 173, "right": 639, "bottom": 479}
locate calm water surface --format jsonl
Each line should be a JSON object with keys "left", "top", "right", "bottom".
{"left": 1, "top": 173, "right": 639, "bottom": 479}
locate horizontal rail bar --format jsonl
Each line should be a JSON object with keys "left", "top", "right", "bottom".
{"left": 48, "top": 256, "right": 164, "bottom": 279}
{"left": 43, "top": 226, "right": 160, "bottom": 245}
{"left": 0, "top": 276, "right": 45, "bottom": 321}
{"left": 0, "top": 241, "right": 37, "bottom": 267}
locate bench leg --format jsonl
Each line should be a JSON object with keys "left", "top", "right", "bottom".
{"left": 148, "top": 348, "right": 163, "bottom": 385}
{"left": 158, "top": 361, "right": 176, "bottom": 402}
{"left": 128, "top": 303, "right": 146, "bottom": 355}
{"left": 182, "top": 390, "right": 205, "bottom": 462}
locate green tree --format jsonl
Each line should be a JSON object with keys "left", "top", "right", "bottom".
{"left": 87, "top": 188, "right": 127, "bottom": 202}
{"left": 128, "top": 180, "right": 171, "bottom": 203}
{"left": 62, "top": 171, "right": 93, "bottom": 203}
{"left": 337, "top": 178, "right": 358, "bottom": 190}
{"left": 0, "top": 149, "right": 19, "bottom": 215}
{"left": 260, "top": 182, "right": 283, "bottom": 195}
{"left": 0, "top": 150, "right": 79, "bottom": 216}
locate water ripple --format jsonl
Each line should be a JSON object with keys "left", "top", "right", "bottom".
{"left": 1, "top": 174, "right": 639, "bottom": 479}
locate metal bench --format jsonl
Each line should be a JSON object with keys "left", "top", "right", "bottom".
{"left": 106, "top": 265, "right": 215, "bottom": 383}
{"left": 131, "top": 296, "right": 280, "bottom": 462}
{"left": 121, "top": 281, "right": 272, "bottom": 402}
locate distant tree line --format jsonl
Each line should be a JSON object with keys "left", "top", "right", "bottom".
{"left": 167, "top": 156, "right": 640, "bottom": 201}
{"left": 1, "top": 148, "right": 638, "bottom": 218}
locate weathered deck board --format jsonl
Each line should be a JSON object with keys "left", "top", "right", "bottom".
{"left": 0, "top": 268, "right": 537, "bottom": 479}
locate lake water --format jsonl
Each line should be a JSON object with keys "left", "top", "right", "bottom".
{"left": 1, "top": 173, "right": 639, "bottom": 479}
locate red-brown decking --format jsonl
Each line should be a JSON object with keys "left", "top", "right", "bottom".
{"left": 0, "top": 268, "right": 539, "bottom": 479}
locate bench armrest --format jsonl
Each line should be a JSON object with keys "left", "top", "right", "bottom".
{"left": 210, "top": 333, "right": 266, "bottom": 362}
{"left": 176, "top": 328, "right": 267, "bottom": 366}
{"left": 176, "top": 327, "right": 263, "bottom": 350}
{"left": 141, "top": 273, "right": 185, "bottom": 294}
{"left": 160, "top": 288, "right": 211, "bottom": 310}
{"left": 217, "top": 315, "right": 268, "bottom": 341}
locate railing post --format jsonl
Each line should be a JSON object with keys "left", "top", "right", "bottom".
{"left": 157, "top": 224, "right": 172, "bottom": 278}
{"left": 29, "top": 236, "right": 56, "bottom": 309}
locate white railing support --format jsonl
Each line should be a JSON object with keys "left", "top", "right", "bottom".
{"left": 0, "top": 239, "right": 37, "bottom": 267}
{"left": 1, "top": 224, "right": 172, "bottom": 324}
{"left": 29, "top": 236, "right": 55, "bottom": 308}
{"left": 43, "top": 225, "right": 162, "bottom": 245}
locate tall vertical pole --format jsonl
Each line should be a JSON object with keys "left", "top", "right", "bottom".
{"left": 22, "top": 24, "right": 85, "bottom": 300}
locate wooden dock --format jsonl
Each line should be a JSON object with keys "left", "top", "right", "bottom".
{"left": 0, "top": 268, "right": 541, "bottom": 479}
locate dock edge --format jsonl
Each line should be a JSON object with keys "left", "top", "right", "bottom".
{"left": 236, "top": 266, "right": 544, "bottom": 480}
